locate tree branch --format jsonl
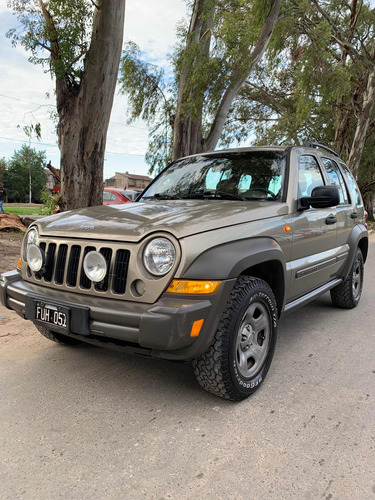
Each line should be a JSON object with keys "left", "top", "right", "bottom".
{"left": 204, "top": 0, "right": 282, "bottom": 150}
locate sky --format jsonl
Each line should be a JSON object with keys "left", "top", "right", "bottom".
{"left": 0, "top": 0, "right": 188, "bottom": 180}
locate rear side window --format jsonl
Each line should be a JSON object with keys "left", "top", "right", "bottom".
{"left": 103, "top": 191, "right": 112, "bottom": 202}
{"left": 298, "top": 155, "right": 325, "bottom": 197}
{"left": 322, "top": 158, "right": 349, "bottom": 205}
{"left": 340, "top": 163, "right": 362, "bottom": 206}
{"left": 103, "top": 191, "right": 117, "bottom": 202}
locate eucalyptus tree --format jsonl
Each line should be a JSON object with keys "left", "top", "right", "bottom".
{"left": 7, "top": 0, "right": 126, "bottom": 210}
{"left": 119, "top": 0, "right": 282, "bottom": 173}
{"left": 234, "top": 1, "right": 375, "bottom": 175}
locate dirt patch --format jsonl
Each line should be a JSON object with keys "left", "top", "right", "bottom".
{"left": 0, "top": 233, "right": 23, "bottom": 274}
{"left": 0, "top": 233, "right": 34, "bottom": 351}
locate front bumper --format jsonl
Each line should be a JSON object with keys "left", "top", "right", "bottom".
{"left": 0, "top": 270, "right": 235, "bottom": 360}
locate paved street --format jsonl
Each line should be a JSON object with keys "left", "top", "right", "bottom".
{"left": 1, "top": 236, "right": 375, "bottom": 499}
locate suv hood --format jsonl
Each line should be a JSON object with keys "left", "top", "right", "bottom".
{"left": 36, "top": 200, "right": 289, "bottom": 242}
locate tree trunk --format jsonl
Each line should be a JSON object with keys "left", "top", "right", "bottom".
{"left": 172, "top": 0, "right": 214, "bottom": 160}
{"left": 347, "top": 68, "right": 375, "bottom": 178}
{"left": 57, "top": 1, "right": 126, "bottom": 211}
{"left": 363, "top": 192, "right": 374, "bottom": 222}
{"left": 172, "top": 0, "right": 281, "bottom": 160}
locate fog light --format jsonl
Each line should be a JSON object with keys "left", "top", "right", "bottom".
{"left": 83, "top": 251, "right": 107, "bottom": 282}
{"left": 27, "top": 244, "right": 44, "bottom": 272}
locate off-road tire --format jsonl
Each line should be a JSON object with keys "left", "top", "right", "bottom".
{"left": 193, "top": 276, "right": 278, "bottom": 401}
{"left": 330, "top": 247, "right": 364, "bottom": 309}
{"left": 36, "top": 325, "right": 81, "bottom": 346}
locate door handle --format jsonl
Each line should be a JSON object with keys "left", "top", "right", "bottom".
{"left": 350, "top": 212, "right": 358, "bottom": 219}
{"left": 325, "top": 215, "right": 337, "bottom": 225}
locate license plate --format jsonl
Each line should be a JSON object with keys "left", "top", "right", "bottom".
{"left": 35, "top": 302, "right": 69, "bottom": 329}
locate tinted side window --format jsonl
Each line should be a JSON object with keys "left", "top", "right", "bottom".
{"left": 340, "top": 163, "right": 362, "bottom": 206}
{"left": 103, "top": 191, "right": 112, "bottom": 202}
{"left": 298, "top": 155, "right": 324, "bottom": 197}
{"left": 322, "top": 158, "right": 349, "bottom": 205}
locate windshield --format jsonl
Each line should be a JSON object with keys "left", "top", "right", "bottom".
{"left": 140, "top": 151, "right": 287, "bottom": 201}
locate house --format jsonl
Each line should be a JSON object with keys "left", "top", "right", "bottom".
{"left": 104, "top": 172, "right": 152, "bottom": 191}
{"left": 45, "top": 161, "right": 61, "bottom": 194}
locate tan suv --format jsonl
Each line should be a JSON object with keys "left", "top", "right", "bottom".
{"left": 0, "top": 143, "right": 368, "bottom": 401}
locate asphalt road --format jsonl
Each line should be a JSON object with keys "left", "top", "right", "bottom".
{"left": 1, "top": 239, "right": 375, "bottom": 499}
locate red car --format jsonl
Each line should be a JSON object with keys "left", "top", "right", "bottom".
{"left": 103, "top": 188, "right": 134, "bottom": 205}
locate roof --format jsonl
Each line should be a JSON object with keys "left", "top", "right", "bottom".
{"left": 46, "top": 161, "right": 61, "bottom": 182}
{"left": 111, "top": 172, "right": 152, "bottom": 181}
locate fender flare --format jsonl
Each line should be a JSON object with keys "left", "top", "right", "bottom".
{"left": 183, "top": 237, "right": 287, "bottom": 280}
{"left": 341, "top": 225, "right": 368, "bottom": 279}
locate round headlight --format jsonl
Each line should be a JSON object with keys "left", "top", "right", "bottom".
{"left": 83, "top": 251, "right": 107, "bottom": 283}
{"left": 27, "top": 244, "right": 44, "bottom": 272}
{"left": 23, "top": 227, "right": 38, "bottom": 260}
{"left": 143, "top": 238, "right": 176, "bottom": 276}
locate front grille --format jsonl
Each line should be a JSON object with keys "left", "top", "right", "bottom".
{"left": 113, "top": 249, "right": 130, "bottom": 294}
{"left": 55, "top": 244, "right": 68, "bottom": 285}
{"left": 33, "top": 241, "right": 130, "bottom": 296}
{"left": 66, "top": 245, "right": 81, "bottom": 287}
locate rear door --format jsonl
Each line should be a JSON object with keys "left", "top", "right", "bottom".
{"left": 321, "top": 157, "right": 353, "bottom": 250}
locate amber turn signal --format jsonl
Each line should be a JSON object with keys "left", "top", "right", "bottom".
{"left": 17, "top": 258, "right": 22, "bottom": 270}
{"left": 166, "top": 279, "right": 222, "bottom": 295}
{"left": 190, "top": 319, "right": 204, "bottom": 337}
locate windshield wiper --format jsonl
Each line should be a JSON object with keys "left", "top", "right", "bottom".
{"left": 182, "top": 190, "right": 245, "bottom": 201}
{"left": 145, "top": 192, "right": 182, "bottom": 200}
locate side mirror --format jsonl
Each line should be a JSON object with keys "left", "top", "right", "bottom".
{"left": 299, "top": 185, "right": 340, "bottom": 210}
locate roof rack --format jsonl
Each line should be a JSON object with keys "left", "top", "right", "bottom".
{"left": 303, "top": 141, "right": 340, "bottom": 158}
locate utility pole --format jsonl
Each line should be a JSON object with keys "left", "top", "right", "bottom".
{"left": 29, "top": 137, "right": 32, "bottom": 204}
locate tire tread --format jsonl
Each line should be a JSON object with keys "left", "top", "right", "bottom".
{"left": 193, "top": 276, "right": 276, "bottom": 401}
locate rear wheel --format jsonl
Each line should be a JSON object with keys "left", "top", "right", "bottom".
{"left": 330, "top": 247, "right": 364, "bottom": 309}
{"left": 193, "top": 276, "right": 277, "bottom": 401}
{"left": 35, "top": 325, "right": 81, "bottom": 346}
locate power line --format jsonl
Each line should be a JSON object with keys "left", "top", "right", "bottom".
{"left": 0, "top": 93, "right": 149, "bottom": 131}
{"left": 0, "top": 135, "right": 146, "bottom": 156}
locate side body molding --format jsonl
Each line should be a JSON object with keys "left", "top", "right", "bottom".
{"left": 182, "top": 237, "right": 287, "bottom": 281}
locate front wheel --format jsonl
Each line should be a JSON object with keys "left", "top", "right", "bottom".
{"left": 193, "top": 276, "right": 278, "bottom": 401}
{"left": 330, "top": 247, "right": 364, "bottom": 309}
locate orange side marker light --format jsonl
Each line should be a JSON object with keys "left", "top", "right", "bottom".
{"left": 284, "top": 226, "right": 291, "bottom": 233}
{"left": 190, "top": 319, "right": 204, "bottom": 338}
{"left": 17, "top": 258, "right": 22, "bottom": 270}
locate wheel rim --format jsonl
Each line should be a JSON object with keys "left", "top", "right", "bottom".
{"left": 352, "top": 257, "right": 363, "bottom": 300}
{"left": 235, "top": 301, "right": 271, "bottom": 379}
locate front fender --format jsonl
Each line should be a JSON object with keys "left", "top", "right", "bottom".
{"left": 182, "top": 237, "right": 286, "bottom": 280}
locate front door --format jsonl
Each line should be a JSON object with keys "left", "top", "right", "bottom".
{"left": 288, "top": 154, "right": 339, "bottom": 302}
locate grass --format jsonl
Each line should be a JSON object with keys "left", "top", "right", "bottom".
{"left": 2, "top": 204, "right": 43, "bottom": 216}
{"left": 4, "top": 207, "right": 42, "bottom": 216}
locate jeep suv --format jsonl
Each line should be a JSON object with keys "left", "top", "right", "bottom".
{"left": 0, "top": 143, "right": 368, "bottom": 401}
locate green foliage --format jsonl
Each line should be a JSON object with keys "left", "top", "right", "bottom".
{"left": 40, "top": 189, "right": 59, "bottom": 215}
{"left": 226, "top": 0, "right": 375, "bottom": 154}
{"left": 7, "top": 145, "right": 47, "bottom": 202}
{"left": 119, "top": 42, "right": 174, "bottom": 173}
{"left": 20, "top": 123, "right": 42, "bottom": 140}
{"left": 7, "top": 0, "right": 94, "bottom": 83}
{"left": 119, "top": 42, "right": 168, "bottom": 123}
